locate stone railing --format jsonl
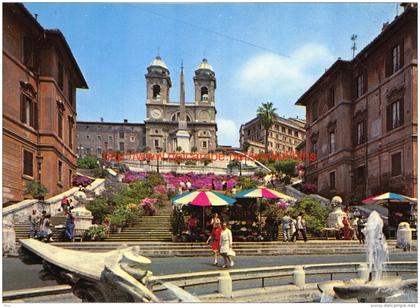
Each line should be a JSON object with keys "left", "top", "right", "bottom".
{"left": 149, "top": 261, "right": 417, "bottom": 299}
{"left": 2, "top": 178, "right": 105, "bottom": 256}
{"left": 3, "top": 178, "right": 106, "bottom": 225}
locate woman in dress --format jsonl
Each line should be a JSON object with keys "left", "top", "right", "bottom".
{"left": 206, "top": 222, "right": 222, "bottom": 265}
{"left": 219, "top": 222, "right": 234, "bottom": 268}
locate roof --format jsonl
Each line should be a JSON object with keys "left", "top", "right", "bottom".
{"left": 149, "top": 56, "right": 168, "bottom": 70}
{"left": 241, "top": 115, "right": 306, "bottom": 131}
{"left": 295, "top": 6, "right": 417, "bottom": 106}
{"left": 76, "top": 121, "right": 145, "bottom": 127}
{"left": 197, "top": 58, "right": 214, "bottom": 71}
{"left": 16, "top": 4, "right": 88, "bottom": 89}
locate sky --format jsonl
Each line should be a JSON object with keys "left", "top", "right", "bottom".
{"left": 25, "top": 2, "right": 401, "bottom": 146}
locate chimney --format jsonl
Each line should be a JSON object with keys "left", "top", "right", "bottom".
{"left": 100, "top": 117, "right": 104, "bottom": 122}
{"left": 124, "top": 119, "right": 128, "bottom": 123}
{"left": 382, "top": 22, "right": 390, "bottom": 31}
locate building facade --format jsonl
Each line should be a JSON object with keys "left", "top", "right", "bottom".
{"left": 75, "top": 120, "right": 146, "bottom": 157}
{"left": 3, "top": 3, "right": 88, "bottom": 205}
{"left": 239, "top": 116, "right": 306, "bottom": 154}
{"left": 295, "top": 4, "right": 417, "bottom": 203}
{"left": 145, "top": 57, "right": 218, "bottom": 152}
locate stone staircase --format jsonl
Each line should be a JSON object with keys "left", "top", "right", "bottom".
{"left": 14, "top": 214, "right": 66, "bottom": 243}
{"left": 104, "top": 204, "right": 173, "bottom": 242}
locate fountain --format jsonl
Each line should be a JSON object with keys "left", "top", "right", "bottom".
{"left": 318, "top": 210, "right": 417, "bottom": 302}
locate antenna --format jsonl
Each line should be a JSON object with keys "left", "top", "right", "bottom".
{"left": 351, "top": 34, "right": 358, "bottom": 59}
{"left": 181, "top": 59, "right": 184, "bottom": 70}
{"left": 157, "top": 47, "right": 160, "bottom": 57}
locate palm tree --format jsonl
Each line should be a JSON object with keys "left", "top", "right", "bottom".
{"left": 256, "top": 102, "right": 278, "bottom": 153}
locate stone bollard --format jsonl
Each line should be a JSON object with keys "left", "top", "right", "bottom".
{"left": 218, "top": 271, "right": 232, "bottom": 298}
{"left": 357, "top": 263, "right": 369, "bottom": 281}
{"left": 293, "top": 266, "right": 305, "bottom": 289}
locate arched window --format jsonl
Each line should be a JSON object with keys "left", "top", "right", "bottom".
{"left": 201, "top": 87, "right": 209, "bottom": 101}
{"left": 152, "top": 85, "right": 161, "bottom": 99}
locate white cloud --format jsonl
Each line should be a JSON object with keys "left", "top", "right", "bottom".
{"left": 217, "top": 118, "right": 239, "bottom": 146}
{"left": 236, "top": 43, "right": 335, "bottom": 98}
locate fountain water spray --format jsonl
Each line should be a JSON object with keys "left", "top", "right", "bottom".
{"left": 362, "top": 210, "right": 389, "bottom": 280}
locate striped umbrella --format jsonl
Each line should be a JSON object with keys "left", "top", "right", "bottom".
{"left": 363, "top": 192, "right": 417, "bottom": 205}
{"left": 233, "top": 187, "right": 296, "bottom": 201}
{"left": 171, "top": 190, "right": 236, "bottom": 232}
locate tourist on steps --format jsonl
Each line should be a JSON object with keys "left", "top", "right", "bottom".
{"left": 292, "top": 212, "right": 307, "bottom": 242}
{"left": 281, "top": 212, "right": 292, "bottom": 242}
{"left": 64, "top": 210, "right": 75, "bottom": 241}
{"left": 206, "top": 222, "right": 222, "bottom": 265}
{"left": 39, "top": 214, "right": 54, "bottom": 242}
{"left": 219, "top": 222, "right": 234, "bottom": 268}
{"left": 29, "top": 209, "right": 40, "bottom": 238}
{"left": 187, "top": 214, "right": 199, "bottom": 242}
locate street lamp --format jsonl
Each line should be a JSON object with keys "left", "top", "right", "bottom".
{"left": 36, "top": 154, "right": 44, "bottom": 182}
{"left": 155, "top": 146, "right": 162, "bottom": 174}
{"left": 77, "top": 144, "right": 84, "bottom": 158}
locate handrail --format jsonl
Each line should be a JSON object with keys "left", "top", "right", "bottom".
{"left": 150, "top": 261, "right": 417, "bottom": 293}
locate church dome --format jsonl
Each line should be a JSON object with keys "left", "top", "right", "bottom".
{"left": 197, "top": 58, "right": 213, "bottom": 72}
{"left": 149, "top": 56, "right": 168, "bottom": 70}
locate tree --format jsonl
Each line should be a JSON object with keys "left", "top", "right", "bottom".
{"left": 77, "top": 156, "right": 98, "bottom": 169}
{"left": 256, "top": 102, "right": 279, "bottom": 153}
{"left": 289, "top": 197, "right": 329, "bottom": 235}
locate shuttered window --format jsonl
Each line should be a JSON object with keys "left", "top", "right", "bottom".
{"left": 23, "top": 150, "right": 34, "bottom": 177}
{"left": 391, "top": 152, "right": 402, "bottom": 176}
{"left": 387, "top": 99, "right": 404, "bottom": 131}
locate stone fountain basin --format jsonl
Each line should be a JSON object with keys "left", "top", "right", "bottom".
{"left": 319, "top": 277, "right": 417, "bottom": 301}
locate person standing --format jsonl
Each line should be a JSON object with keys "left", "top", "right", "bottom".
{"left": 211, "top": 179, "right": 216, "bottom": 190}
{"left": 40, "top": 214, "right": 54, "bottom": 242}
{"left": 290, "top": 216, "right": 297, "bottom": 239}
{"left": 357, "top": 216, "right": 366, "bottom": 244}
{"left": 342, "top": 215, "right": 351, "bottom": 240}
{"left": 222, "top": 180, "right": 227, "bottom": 192}
{"left": 64, "top": 210, "right": 75, "bottom": 241}
{"left": 230, "top": 185, "right": 237, "bottom": 195}
{"left": 186, "top": 180, "right": 192, "bottom": 192}
{"left": 292, "top": 212, "right": 307, "bottom": 242}
{"left": 219, "top": 222, "right": 234, "bottom": 268}
{"left": 28, "top": 209, "right": 40, "bottom": 238}
{"left": 281, "top": 212, "right": 291, "bottom": 242}
{"left": 265, "top": 215, "right": 274, "bottom": 241}
{"left": 209, "top": 213, "right": 221, "bottom": 229}
{"left": 187, "top": 214, "right": 199, "bottom": 242}
{"left": 206, "top": 222, "right": 222, "bottom": 265}
{"left": 351, "top": 217, "right": 359, "bottom": 240}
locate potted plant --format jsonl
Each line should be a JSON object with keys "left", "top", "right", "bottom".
{"left": 24, "top": 181, "right": 48, "bottom": 200}
{"left": 87, "top": 225, "right": 107, "bottom": 241}
{"left": 109, "top": 212, "right": 126, "bottom": 233}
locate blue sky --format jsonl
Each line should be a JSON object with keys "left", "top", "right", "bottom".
{"left": 25, "top": 2, "right": 400, "bottom": 146}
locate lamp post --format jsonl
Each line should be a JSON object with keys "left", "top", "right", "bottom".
{"left": 77, "top": 145, "right": 84, "bottom": 158}
{"left": 155, "top": 146, "right": 162, "bottom": 174}
{"left": 36, "top": 154, "right": 44, "bottom": 182}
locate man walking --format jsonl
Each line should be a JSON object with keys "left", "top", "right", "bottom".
{"left": 28, "top": 209, "right": 40, "bottom": 238}
{"left": 281, "top": 212, "right": 291, "bottom": 242}
{"left": 292, "top": 212, "right": 307, "bottom": 242}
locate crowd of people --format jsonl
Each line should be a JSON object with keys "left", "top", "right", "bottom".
{"left": 28, "top": 196, "right": 75, "bottom": 242}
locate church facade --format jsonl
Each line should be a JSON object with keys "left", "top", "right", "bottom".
{"left": 76, "top": 56, "right": 218, "bottom": 156}
{"left": 145, "top": 56, "right": 218, "bottom": 153}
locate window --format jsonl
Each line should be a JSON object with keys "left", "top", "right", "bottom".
{"left": 152, "top": 85, "right": 161, "bottom": 99}
{"left": 23, "top": 36, "right": 33, "bottom": 68}
{"left": 130, "top": 136, "right": 135, "bottom": 142}
{"left": 69, "top": 169, "right": 73, "bottom": 187}
{"left": 276, "top": 134, "right": 279, "bottom": 139}
{"left": 201, "top": 87, "right": 209, "bottom": 101}
{"left": 68, "top": 117, "right": 73, "bottom": 149}
{"left": 392, "top": 44, "right": 401, "bottom": 73}
{"left": 356, "top": 165, "right": 366, "bottom": 185}
{"left": 86, "top": 135, "right": 90, "bottom": 140}
{"left": 202, "top": 141, "right": 208, "bottom": 148}
{"left": 356, "top": 74, "right": 364, "bottom": 98}
{"left": 58, "top": 62, "right": 64, "bottom": 90}
{"left": 58, "top": 110, "right": 63, "bottom": 139}
{"left": 58, "top": 161, "right": 63, "bottom": 183}
{"left": 356, "top": 121, "right": 366, "bottom": 145}
{"left": 328, "top": 87, "right": 335, "bottom": 109}
{"left": 391, "top": 152, "right": 402, "bottom": 176}
{"left": 68, "top": 81, "right": 74, "bottom": 106}
{"left": 275, "top": 125, "right": 279, "bottom": 130}
{"left": 97, "top": 148, "right": 102, "bottom": 155}
{"left": 311, "top": 101, "right": 318, "bottom": 122}
{"left": 329, "top": 131, "right": 336, "bottom": 153}
{"left": 288, "top": 129, "right": 292, "bottom": 135}
{"left": 97, "top": 135, "right": 101, "bottom": 141}
{"left": 329, "top": 171, "right": 336, "bottom": 190}
{"left": 23, "top": 150, "right": 33, "bottom": 177}
{"left": 119, "top": 142, "right": 125, "bottom": 151}
{"left": 294, "top": 131, "right": 298, "bottom": 137}
{"left": 154, "top": 139, "right": 159, "bottom": 147}
{"left": 281, "top": 127, "right": 285, "bottom": 133}
{"left": 20, "top": 94, "right": 36, "bottom": 128}
{"left": 119, "top": 131, "right": 125, "bottom": 139}
{"left": 387, "top": 100, "right": 404, "bottom": 130}
{"left": 104, "top": 141, "right": 108, "bottom": 150}
{"left": 247, "top": 130, "right": 251, "bottom": 136}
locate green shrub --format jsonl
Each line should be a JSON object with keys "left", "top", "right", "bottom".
{"left": 237, "top": 177, "right": 259, "bottom": 190}
{"left": 191, "top": 146, "right": 198, "bottom": 153}
{"left": 273, "top": 160, "right": 300, "bottom": 176}
{"left": 86, "top": 197, "right": 112, "bottom": 223}
{"left": 24, "top": 181, "right": 48, "bottom": 199}
{"left": 87, "top": 225, "right": 107, "bottom": 240}
{"left": 77, "top": 156, "right": 98, "bottom": 169}
{"left": 288, "top": 197, "right": 328, "bottom": 235}
{"left": 93, "top": 166, "right": 108, "bottom": 178}
{"left": 254, "top": 170, "right": 268, "bottom": 178}
{"left": 227, "top": 159, "right": 241, "bottom": 169}
{"left": 145, "top": 172, "right": 165, "bottom": 187}
{"left": 202, "top": 158, "right": 212, "bottom": 166}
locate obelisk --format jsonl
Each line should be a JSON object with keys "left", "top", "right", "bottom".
{"left": 176, "top": 62, "right": 191, "bottom": 152}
